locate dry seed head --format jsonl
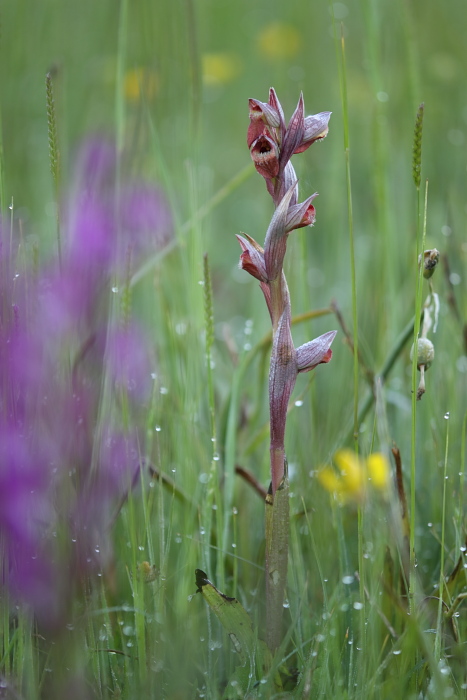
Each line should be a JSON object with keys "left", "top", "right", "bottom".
{"left": 418, "top": 248, "right": 440, "bottom": 279}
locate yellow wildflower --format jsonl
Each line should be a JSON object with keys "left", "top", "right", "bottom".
{"left": 202, "top": 53, "right": 241, "bottom": 87}
{"left": 318, "top": 450, "right": 390, "bottom": 503}
{"left": 256, "top": 23, "right": 302, "bottom": 61}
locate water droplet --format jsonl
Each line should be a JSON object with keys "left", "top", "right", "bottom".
{"left": 231, "top": 543, "right": 237, "bottom": 548}
{"left": 199, "top": 527, "right": 206, "bottom": 536}
{"left": 199, "top": 473, "right": 209, "bottom": 484}
{"left": 213, "top": 452, "right": 220, "bottom": 461}
{"left": 283, "top": 599, "right": 290, "bottom": 608}
{"left": 294, "top": 400, "right": 303, "bottom": 407}
{"left": 151, "top": 372, "right": 157, "bottom": 380}
{"left": 353, "top": 602, "right": 363, "bottom": 610}
{"left": 316, "top": 634, "right": 325, "bottom": 642}
{"left": 198, "top": 280, "right": 204, "bottom": 286}
{"left": 342, "top": 575, "right": 354, "bottom": 585}
{"left": 155, "top": 425, "right": 161, "bottom": 432}
{"left": 138, "top": 545, "right": 144, "bottom": 551}
{"left": 123, "top": 625, "right": 134, "bottom": 636}
{"left": 112, "top": 286, "right": 119, "bottom": 294}
{"left": 175, "top": 535, "right": 182, "bottom": 544}
{"left": 212, "top": 503, "right": 217, "bottom": 510}
{"left": 243, "top": 343, "right": 251, "bottom": 351}
{"left": 232, "top": 507, "right": 238, "bottom": 515}
{"left": 444, "top": 412, "right": 450, "bottom": 420}
{"left": 171, "top": 468, "right": 176, "bottom": 473}
{"left": 160, "top": 386, "right": 168, "bottom": 395}
{"left": 393, "top": 649, "right": 402, "bottom": 655}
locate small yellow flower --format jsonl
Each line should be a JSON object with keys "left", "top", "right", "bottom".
{"left": 317, "top": 450, "right": 390, "bottom": 503}
{"left": 256, "top": 23, "right": 302, "bottom": 61}
{"left": 202, "top": 53, "right": 241, "bottom": 87}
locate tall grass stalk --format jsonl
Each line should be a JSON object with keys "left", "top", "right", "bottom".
{"left": 409, "top": 102, "right": 426, "bottom": 610}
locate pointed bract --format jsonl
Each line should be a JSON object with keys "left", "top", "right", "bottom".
{"left": 279, "top": 94, "right": 305, "bottom": 170}
{"left": 294, "top": 112, "right": 331, "bottom": 153}
{"left": 296, "top": 330, "right": 337, "bottom": 373}
{"left": 264, "top": 183, "right": 297, "bottom": 280}
{"left": 286, "top": 194, "right": 318, "bottom": 231}
{"left": 237, "top": 234, "right": 267, "bottom": 282}
{"left": 269, "top": 308, "right": 298, "bottom": 449}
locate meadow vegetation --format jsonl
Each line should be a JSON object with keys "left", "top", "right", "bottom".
{"left": 0, "top": 1, "right": 466, "bottom": 698}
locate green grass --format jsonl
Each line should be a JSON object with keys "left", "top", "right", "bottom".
{"left": 1, "top": 0, "right": 467, "bottom": 697}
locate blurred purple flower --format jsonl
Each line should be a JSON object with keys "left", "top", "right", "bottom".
{"left": 0, "top": 134, "right": 169, "bottom": 627}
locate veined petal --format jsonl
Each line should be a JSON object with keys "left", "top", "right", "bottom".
{"left": 296, "top": 330, "right": 337, "bottom": 373}
{"left": 285, "top": 193, "right": 318, "bottom": 231}
{"left": 268, "top": 87, "right": 286, "bottom": 141}
{"left": 269, "top": 308, "right": 297, "bottom": 448}
{"left": 294, "top": 112, "right": 331, "bottom": 153}
{"left": 279, "top": 93, "right": 305, "bottom": 169}
{"left": 264, "top": 182, "right": 297, "bottom": 280}
{"left": 249, "top": 132, "right": 280, "bottom": 179}
{"left": 248, "top": 98, "right": 281, "bottom": 128}
{"left": 236, "top": 234, "right": 267, "bottom": 282}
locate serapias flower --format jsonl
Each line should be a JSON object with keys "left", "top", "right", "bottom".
{"left": 238, "top": 90, "right": 336, "bottom": 494}
{"left": 318, "top": 450, "right": 390, "bottom": 503}
{"left": 247, "top": 88, "right": 330, "bottom": 206}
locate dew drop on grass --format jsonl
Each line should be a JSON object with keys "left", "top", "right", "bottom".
{"left": 283, "top": 599, "right": 290, "bottom": 608}
{"left": 213, "top": 452, "right": 220, "bottom": 461}
{"left": 155, "top": 425, "right": 161, "bottom": 432}
{"left": 444, "top": 412, "right": 450, "bottom": 420}
{"left": 175, "top": 534, "right": 182, "bottom": 544}
{"left": 160, "top": 386, "right": 168, "bottom": 394}
{"left": 138, "top": 545, "right": 144, "bottom": 551}
{"left": 353, "top": 602, "right": 363, "bottom": 610}
{"left": 231, "top": 543, "right": 237, "bottom": 548}
{"left": 393, "top": 650, "right": 402, "bottom": 655}
{"left": 111, "top": 286, "right": 119, "bottom": 294}
{"left": 342, "top": 575, "right": 354, "bottom": 585}
{"left": 199, "top": 473, "right": 209, "bottom": 484}
{"left": 316, "top": 634, "right": 325, "bottom": 643}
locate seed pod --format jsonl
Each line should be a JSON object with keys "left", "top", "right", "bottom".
{"left": 410, "top": 337, "right": 435, "bottom": 370}
{"left": 418, "top": 248, "right": 440, "bottom": 279}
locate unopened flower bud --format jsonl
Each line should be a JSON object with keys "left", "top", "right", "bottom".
{"left": 410, "top": 337, "right": 435, "bottom": 370}
{"left": 418, "top": 248, "right": 440, "bottom": 279}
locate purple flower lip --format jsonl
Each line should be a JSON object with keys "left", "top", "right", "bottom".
{"left": 249, "top": 132, "right": 280, "bottom": 179}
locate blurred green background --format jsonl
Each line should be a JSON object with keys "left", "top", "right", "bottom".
{"left": 1, "top": 0, "right": 466, "bottom": 696}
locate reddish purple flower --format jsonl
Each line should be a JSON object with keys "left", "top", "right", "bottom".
{"left": 237, "top": 90, "right": 336, "bottom": 493}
